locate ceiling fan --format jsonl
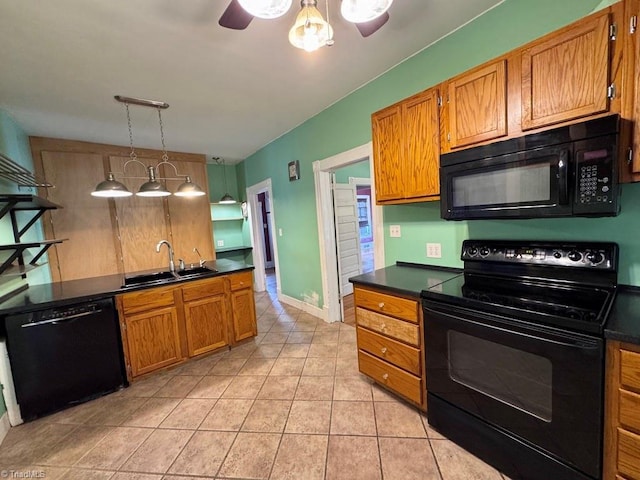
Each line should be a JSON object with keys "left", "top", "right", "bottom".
{"left": 219, "top": 0, "right": 392, "bottom": 50}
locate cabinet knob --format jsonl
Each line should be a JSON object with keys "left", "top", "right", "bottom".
{"left": 381, "top": 347, "right": 387, "bottom": 355}
{"left": 378, "top": 302, "right": 385, "bottom": 309}
{"left": 240, "top": 281, "right": 244, "bottom": 286}
{"left": 380, "top": 323, "right": 386, "bottom": 330}
{"left": 382, "top": 373, "right": 389, "bottom": 381}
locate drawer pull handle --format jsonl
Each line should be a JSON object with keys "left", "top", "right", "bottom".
{"left": 381, "top": 347, "right": 387, "bottom": 355}
{"left": 382, "top": 373, "right": 389, "bottom": 381}
{"left": 378, "top": 302, "right": 385, "bottom": 309}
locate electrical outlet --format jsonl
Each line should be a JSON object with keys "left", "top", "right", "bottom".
{"left": 426, "top": 242, "right": 442, "bottom": 258}
{"left": 278, "top": 228, "right": 283, "bottom": 236}
{"left": 217, "top": 240, "right": 224, "bottom": 247}
{"left": 389, "top": 225, "right": 401, "bottom": 238}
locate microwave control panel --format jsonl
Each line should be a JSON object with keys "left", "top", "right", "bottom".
{"left": 573, "top": 137, "right": 618, "bottom": 216}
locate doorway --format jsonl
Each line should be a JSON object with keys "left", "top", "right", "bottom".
{"left": 247, "top": 178, "right": 280, "bottom": 295}
{"left": 313, "top": 142, "right": 384, "bottom": 323}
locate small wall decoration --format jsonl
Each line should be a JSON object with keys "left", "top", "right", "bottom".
{"left": 288, "top": 160, "right": 300, "bottom": 181}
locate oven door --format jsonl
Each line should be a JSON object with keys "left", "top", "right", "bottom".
{"left": 424, "top": 300, "right": 603, "bottom": 479}
{"left": 440, "top": 145, "right": 572, "bottom": 220}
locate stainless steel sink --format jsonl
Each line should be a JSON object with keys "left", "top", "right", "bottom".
{"left": 176, "top": 266, "right": 217, "bottom": 277}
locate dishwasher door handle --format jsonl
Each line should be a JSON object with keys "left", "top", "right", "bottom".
{"left": 20, "top": 309, "right": 102, "bottom": 328}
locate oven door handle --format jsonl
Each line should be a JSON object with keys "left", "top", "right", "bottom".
{"left": 423, "top": 302, "right": 601, "bottom": 350}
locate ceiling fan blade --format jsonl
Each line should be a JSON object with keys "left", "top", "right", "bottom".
{"left": 219, "top": 0, "right": 254, "bottom": 30}
{"left": 355, "top": 12, "right": 390, "bottom": 37}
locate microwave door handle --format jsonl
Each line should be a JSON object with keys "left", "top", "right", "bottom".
{"left": 558, "top": 150, "right": 569, "bottom": 205}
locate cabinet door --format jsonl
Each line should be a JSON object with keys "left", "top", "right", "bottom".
{"left": 448, "top": 60, "right": 507, "bottom": 148}
{"left": 41, "top": 151, "right": 120, "bottom": 281}
{"left": 521, "top": 12, "right": 610, "bottom": 130}
{"left": 403, "top": 89, "right": 440, "bottom": 198}
{"left": 125, "top": 306, "right": 182, "bottom": 377}
{"left": 163, "top": 160, "right": 215, "bottom": 263}
{"left": 231, "top": 287, "right": 257, "bottom": 342}
{"left": 109, "top": 156, "right": 170, "bottom": 273}
{"left": 372, "top": 104, "right": 403, "bottom": 202}
{"left": 184, "top": 294, "right": 228, "bottom": 356}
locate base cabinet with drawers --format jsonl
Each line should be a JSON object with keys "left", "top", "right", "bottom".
{"left": 117, "top": 271, "right": 256, "bottom": 381}
{"left": 604, "top": 340, "right": 640, "bottom": 480}
{"left": 354, "top": 285, "right": 426, "bottom": 410}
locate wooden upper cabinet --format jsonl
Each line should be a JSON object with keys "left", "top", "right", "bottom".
{"left": 521, "top": 11, "right": 611, "bottom": 130}
{"left": 447, "top": 60, "right": 508, "bottom": 149}
{"left": 371, "top": 88, "right": 440, "bottom": 204}
{"left": 403, "top": 89, "right": 440, "bottom": 199}
{"left": 372, "top": 104, "right": 403, "bottom": 203}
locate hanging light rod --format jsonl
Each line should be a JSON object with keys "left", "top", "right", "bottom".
{"left": 114, "top": 95, "right": 169, "bottom": 109}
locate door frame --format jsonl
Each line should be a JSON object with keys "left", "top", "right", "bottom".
{"left": 313, "top": 142, "right": 384, "bottom": 323}
{"left": 247, "top": 178, "right": 281, "bottom": 293}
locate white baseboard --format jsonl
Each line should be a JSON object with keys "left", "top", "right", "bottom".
{"left": 277, "top": 291, "right": 329, "bottom": 322}
{"left": 0, "top": 412, "right": 10, "bottom": 446}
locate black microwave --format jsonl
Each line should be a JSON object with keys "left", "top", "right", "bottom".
{"left": 440, "top": 115, "right": 621, "bottom": 220}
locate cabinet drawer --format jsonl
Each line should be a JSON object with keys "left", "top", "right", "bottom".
{"left": 621, "top": 350, "right": 640, "bottom": 391}
{"left": 229, "top": 271, "right": 253, "bottom": 291}
{"left": 618, "top": 428, "right": 640, "bottom": 480}
{"left": 620, "top": 389, "right": 640, "bottom": 434}
{"left": 356, "top": 308, "right": 419, "bottom": 346}
{"left": 182, "top": 276, "right": 226, "bottom": 302}
{"left": 120, "top": 285, "right": 176, "bottom": 314}
{"left": 358, "top": 350, "right": 422, "bottom": 405}
{"left": 355, "top": 288, "right": 418, "bottom": 323}
{"left": 357, "top": 326, "right": 421, "bottom": 375}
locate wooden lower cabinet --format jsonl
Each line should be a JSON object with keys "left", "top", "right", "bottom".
{"left": 183, "top": 277, "right": 229, "bottom": 356}
{"left": 354, "top": 285, "right": 426, "bottom": 411}
{"left": 124, "top": 305, "right": 182, "bottom": 377}
{"left": 117, "top": 271, "right": 256, "bottom": 380}
{"left": 604, "top": 340, "right": 640, "bottom": 480}
{"left": 229, "top": 271, "right": 257, "bottom": 343}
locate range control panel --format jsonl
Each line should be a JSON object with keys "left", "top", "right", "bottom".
{"left": 461, "top": 240, "right": 618, "bottom": 270}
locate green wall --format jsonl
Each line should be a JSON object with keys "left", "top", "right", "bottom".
{"left": 240, "top": 0, "right": 616, "bottom": 308}
{"left": 335, "top": 160, "right": 371, "bottom": 184}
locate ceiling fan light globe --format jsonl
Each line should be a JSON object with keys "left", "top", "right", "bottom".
{"left": 288, "top": 4, "right": 332, "bottom": 52}
{"left": 238, "top": 0, "right": 292, "bottom": 19}
{"left": 340, "top": 0, "right": 393, "bottom": 23}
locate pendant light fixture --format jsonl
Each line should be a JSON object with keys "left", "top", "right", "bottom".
{"left": 215, "top": 157, "right": 237, "bottom": 204}
{"left": 92, "top": 96, "right": 206, "bottom": 199}
{"left": 288, "top": 0, "right": 333, "bottom": 52}
{"left": 340, "top": 0, "right": 393, "bottom": 23}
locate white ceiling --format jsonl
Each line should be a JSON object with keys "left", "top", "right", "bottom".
{"left": 0, "top": 0, "right": 503, "bottom": 164}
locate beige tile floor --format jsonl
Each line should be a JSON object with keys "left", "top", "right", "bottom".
{"left": 0, "top": 275, "right": 513, "bottom": 479}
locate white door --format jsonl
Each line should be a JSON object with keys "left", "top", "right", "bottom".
{"left": 332, "top": 181, "right": 362, "bottom": 297}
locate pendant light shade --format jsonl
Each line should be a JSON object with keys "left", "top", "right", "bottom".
{"left": 340, "top": 0, "right": 393, "bottom": 23}
{"left": 136, "top": 166, "right": 171, "bottom": 197}
{"left": 238, "top": 0, "right": 292, "bottom": 18}
{"left": 175, "top": 176, "right": 206, "bottom": 197}
{"left": 219, "top": 193, "right": 237, "bottom": 204}
{"left": 91, "top": 173, "right": 133, "bottom": 197}
{"left": 289, "top": 0, "right": 333, "bottom": 52}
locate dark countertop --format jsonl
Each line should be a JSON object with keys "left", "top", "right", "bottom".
{"left": 0, "top": 258, "right": 254, "bottom": 317}
{"left": 605, "top": 285, "right": 640, "bottom": 344}
{"left": 348, "top": 261, "right": 462, "bottom": 298}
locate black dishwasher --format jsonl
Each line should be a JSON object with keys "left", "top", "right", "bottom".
{"left": 4, "top": 297, "right": 127, "bottom": 421}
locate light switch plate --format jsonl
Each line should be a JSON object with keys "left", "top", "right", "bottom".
{"left": 390, "top": 225, "right": 401, "bottom": 238}
{"left": 427, "top": 243, "right": 442, "bottom": 258}
{"left": 217, "top": 240, "right": 224, "bottom": 247}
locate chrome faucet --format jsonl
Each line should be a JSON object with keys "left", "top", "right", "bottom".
{"left": 156, "top": 240, "right": 175, "bottom": 272}
{"left": 193, "top": 247, "right": 206, "bottom": 267}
